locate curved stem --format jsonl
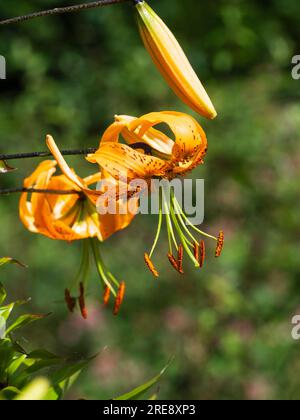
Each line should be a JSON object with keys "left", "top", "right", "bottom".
{"left": 0, "top": 0, "right": 131, "bottom": 26}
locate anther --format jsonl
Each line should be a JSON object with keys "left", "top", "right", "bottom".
{"left": 168, "top": 253, "right": 180, "bottom": 273}
{"left": 113, "top": 282, "right": 126, "bottom": 316}
{"left": 215, "top": 231, "right": 224, "bottom": 258}
{"left": 103, "top": 287, "right": 111, "bottom": 306}
{"left": 64, "top": 288, "right": 76, "bottom": 313}
{"left": 177, "top": 244, "right": 184, "bottom": 274}
{"left": 199, "top": 240, "right": 205, "bottom": 268}
{"left": 79, "top": 282, "right": 88, "bottom": 319}
{"left": 144, "top": 253, "right": 159, "bottom": 277}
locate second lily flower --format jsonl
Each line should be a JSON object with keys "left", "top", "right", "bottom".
{"left": 87, "top": 111, "right": 223, "bottom": 277}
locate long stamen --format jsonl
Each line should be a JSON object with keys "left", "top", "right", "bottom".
{"left": 107, "top": 272, "right": 122, "bottom": 288}
{"left": 71, "top": 239, "right": 90, "bottom": 291}
{"left": 169, "top": 198, "right": 194, "bottom": 248}
{"left": 170, "top": 192, "right": 199, "bottom": 246}
{"left": 90, "top": 238, "right": 117, "bottom": 297}
{"left": 169, "top": 199, "right": 199, "bottom": 267}
{"left": 149, "top": 192, "right": 163, "bottom": 259}
{"left": 173, "top": 196, "right": 217, "bottom": 241}
{"left": 162, "top": 189, "right": 178, "bottom": 251}
{"left": 166, "top": 216, "right": 173, "bottom": 255}
{"left": 194, "top": 241, "right": 199, "bottom": 262}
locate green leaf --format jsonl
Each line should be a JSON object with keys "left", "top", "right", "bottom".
{"left": 0, "top": 386, "right": 21, "bottom": 400}
{"left": 113, "top": 361, "right": 171, "bottom": 400}
{"left": 46, "top": 355, "right": 96, "bottom": 400}
{"left": 0, "top": 282, "right": 6, "bottom": 305}
{"left": 15, "top": 378, "right": 50, "bottom": 401}
{"left": 0, "top": 160, "right": 16, "bottom": 174}
{"left": 5, "top": 313, "right": 49, "bottom": 335}
{"left": 0, "top": 303, "right": 15, "bottom": 321}
{"left": 148, "top": 389, "right": 160, "bottom": 400}
{"left": 7, "top": 354, "right": 27, "bottom": 376}
{"left": 22, "top": 357, "right": 62, "bottom": 375}
{"left": 0, "top": 257, "right": 27, "bottom": 269}
{"left": 49, "top": 357, "right": 93, "bottom": 386}
{"left": 27, "top": 349, "right": 60, "bottom": 360}
{"left": 45, "top": 371, "right": 81, "bottom": 400}
{"left": 19, "top": 352, "right": 63, "bottom": 379}
{"left": 0, "top": 339, "right": 15, "bottom": 382}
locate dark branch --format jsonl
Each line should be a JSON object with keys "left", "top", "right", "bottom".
{"left": 0, "top": 148, "right": 97, "bottom": 161}
{"left": 0, "top": 0, "right": 131, "bottom": 26}
{"left": 0, "top": 187, "right": 82, "bottom": 196}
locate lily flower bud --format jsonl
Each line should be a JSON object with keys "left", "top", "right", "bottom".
{"left": 135, "top": 1, "right": 217, "bottom": 119}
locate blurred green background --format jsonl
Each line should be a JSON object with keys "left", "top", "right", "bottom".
{"left": 1, "top": 0, "right": 300, "bottom": 400}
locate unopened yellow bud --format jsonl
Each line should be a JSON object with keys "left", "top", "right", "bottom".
{"left": 135, "top": 1, "right": 217, "bottom": 120}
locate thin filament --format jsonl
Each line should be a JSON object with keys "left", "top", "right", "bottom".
{"left": 173, "top": 196, "right": 217, "bottom": 241}
{"left": 149, "top": 191, "right": 163, "bottom": 259}
{"left": 90, "top": 238, "right": 117, "bottom": 297}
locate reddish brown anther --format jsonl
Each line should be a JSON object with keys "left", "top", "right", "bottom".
{"left": 215, "top": 231, "right": 224, "bottom": 258}
{"left": 79, "top": 282, "right": 88, "bottom": 319}
{"left": 113, "top": 282, "right": 126, "bottom": 316}
{"left": 103, "top": 286, "right": 111, "bottom": 306}
{"left": 144, "top": 253, "right": 159, "bottom": 278}
{"left": 177, "top": 244, "right": 184, "bottom": 274}
{"left": 168, "top": 253, "right": 179, "bottom": 272}
{"left": 199, "top": 240, "right": 206, "bottom": 268}
{"left": 64, "top": 288, "right": 76, "bottom": 313}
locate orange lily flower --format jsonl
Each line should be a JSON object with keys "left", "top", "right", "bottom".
{"left": 20, "top": 135, "right": 135, "bottom": 241}
{"left": 87, "top": 111, "right": 224, "bottom": 277}
{"left": 20, "top": 135, "right": 137, "bottom": 316}
{"left": 87, "top": 111, "right": 208, "bottom": 181}
{"left": 135, "top": 1, "right": 217, "bottom": 120}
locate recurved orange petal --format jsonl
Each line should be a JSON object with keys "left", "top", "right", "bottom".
{"left": 87, "top": 142, "right": 169, "bottom": 180}
{"left": 46, "top": 135, "right": 86, "bottom": 190}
